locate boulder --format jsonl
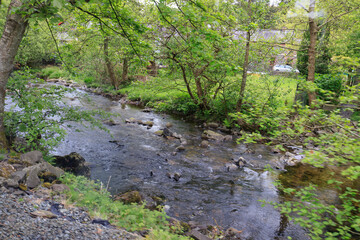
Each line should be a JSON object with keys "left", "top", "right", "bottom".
{"left": 0, "top": 162, "right": 16, "bottom": 178}
{"left": 165, "top": 122, "right": 173, "bottom": 128}
{"left": 10, "top": 170, "right": 27, "bottom": 183}
{"left": 20, "top": 151, "right": 44, "bottom": 166}
{"left": 23, "top": 162, "right": 65, "bottom": 189}
{"left": 53, "top": 152, "right": 90, "bottom": 177}
{"left": 114, "top": 191, "right": 142, "bottom": 204}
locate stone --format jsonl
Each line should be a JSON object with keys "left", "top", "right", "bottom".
{"left": 143, "top": 121, "right": 154, "bottom": 127}
{"left": 53, "top": 152, "right": 90, "bottom": 177}
{"left": 0, "top": 162, "right": 16, "bottom": 178}
{"left": 125, "top": 117, "right": 137, "bottom": 123}
{"left": 173, "top": 172, "right": 181, "bottom": 181}
{"left": 223, "top": 135, "right": 233, "bottom": 142}
{"left": 5, "top": 178, "right": 19, "bottom": 188}
{"left": 20, "top": 151, "right": 44, "bottom": 166}
{"left": 52, "top": 184, "right": 70, "bottom": 193}
{"left": 166, "top": 172, "right": 181, "bottom": 181}
{"left": 180, "top": 138, "right": 187, "bottom": 145}
{"left": 200, "top": 140, "right": 209, "bottom": 148}
{"left": 207, "top": 122, "right": 219, "bottom": 128}
{"left": 38, "top": 171, "right": 58, "bottom": 183}
{"left": 165, "top": 122, "right": 173, "bottom": 128}
{"left": 154, "top": 130, "right": 163, "bottom": 136}
{"left": 176, "top": 145, "right": 185, "bottom": 152}
{"left": 187, "top": 229, "right": 212, "bottom": 240}
{"left": 10, "top": 170, "right": 27, "bottom": 183}
{"left": 162, "top": 128, "right": 173, "bottom": 137}
{"left": 30, "top": 210, "right": 57, "bottom": 219}
{"left": 225, "top": 163, "right": 238, "bottom": 172}
{"left": 0, "top": 176, "right": 5, "bottom": 186}
{"left": 114, "top": 191, "right": 142, "bottom": 204}
{"left": 142, "top": 108, "right": 152, "bottom": 113}
{"left": 202, "top": 130, "right": 226, "bottom": 141}
{"left": 103, "top": 119, "right": 118, "bottom": 126}
{"left": 233, "top": 157, "right": 246, "bottom": 168}
{"left": 225, "top": 227, "right": 242, "bottom": 239}
{"left": 23, "top": 162, "right": 64, "bottom": 189}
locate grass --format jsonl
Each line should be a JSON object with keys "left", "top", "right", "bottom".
{"left": 60, "top": 173, "right": 189, "bottom": 239}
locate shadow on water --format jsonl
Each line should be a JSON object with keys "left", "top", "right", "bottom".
{"left": 52, "top": 89, "right": 311, "bottom": 240}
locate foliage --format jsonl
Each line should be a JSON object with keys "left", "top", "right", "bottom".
{"left": 5, "top": 69, "right": 110, "bottom": 154}
{"left": 254, "top": 85, "right": 360, "bottom": 239}
{"left": 314, "top": 74, "right": 344, "bottom": 101}
{"left": 61, "top": 173, "right": 186, "bottom": 239}
{"left": 297, "top": 25, "right": 331, "bottom": 77}
{"left": 15, "top": 22, "right": 57, "bottom": 67}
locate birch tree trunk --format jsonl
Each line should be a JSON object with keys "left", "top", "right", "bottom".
{"left": 0, "top": 0, "right": 28, "bottom": 148}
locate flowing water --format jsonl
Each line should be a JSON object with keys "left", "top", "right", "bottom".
{"left": 52, "top": 89, "right": 309, "bottom": 239}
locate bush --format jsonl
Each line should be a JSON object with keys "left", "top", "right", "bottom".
{"left": 315, "top": 74, "right": 344, "bottom": 100}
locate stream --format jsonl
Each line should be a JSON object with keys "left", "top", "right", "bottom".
{"left": 52, "top": 88, "right": 309, "bottom": 239}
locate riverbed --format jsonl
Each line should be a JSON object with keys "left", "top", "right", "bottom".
{"left": 52, "top": 89, "right": 309, "bottom": 240}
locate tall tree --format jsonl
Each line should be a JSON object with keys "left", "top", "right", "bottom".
{"left": 0, "top": 0, "right": 28, "bottom": 148}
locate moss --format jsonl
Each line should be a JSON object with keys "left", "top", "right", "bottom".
{"left": 19, "top": 184, "right": 27, "bottom": 191}
{"left": 42, "top": 182, "right": 52, "bottom": 189}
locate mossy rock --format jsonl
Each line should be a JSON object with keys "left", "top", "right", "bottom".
{"left": 38, "top": 171, "right": 58, "bottom": 183}
{"left": 42, "top": 182, "right": 52, "bottom": 189}
{"left": 114, "top": 191, "right": 142, "bottom": 204}
{"left": 0, "top": 162, "right": 16, "bottom": 178}
{"left": 19, "top": 183, "right": 27, "bottom": 191}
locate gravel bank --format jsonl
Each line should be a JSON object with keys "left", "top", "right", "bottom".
{"left": 0, "top": 188, "right": 140, "bottom": 240}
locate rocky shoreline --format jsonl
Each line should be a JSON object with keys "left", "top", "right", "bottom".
{"left": 0, "top": 188, "right": 139, "bottom": 240}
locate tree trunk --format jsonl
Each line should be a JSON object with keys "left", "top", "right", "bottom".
{"left": 0, "top": 0, "right": 28, "bottom": 148}
{"left": 236, "top": 30, "right": 251, "bottom": 112}
{"left": 307, "top": 0, "right": 318, "bottom": 106}
{"left": 121, "top": 57, "right": 128, "bottom": 83}
{"left": 103, "top": 36, "right": 118, "bottom": 89}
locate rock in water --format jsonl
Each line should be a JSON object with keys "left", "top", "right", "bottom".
{"left": 53, "top": 152, "right": 90, "bottom": 177}
{"left": 114, "top": 191, "right": 142, "bottom": 204}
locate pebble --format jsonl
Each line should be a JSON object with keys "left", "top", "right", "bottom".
{"left": 0, "top": 192, "right": 139, "bottom": 240}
